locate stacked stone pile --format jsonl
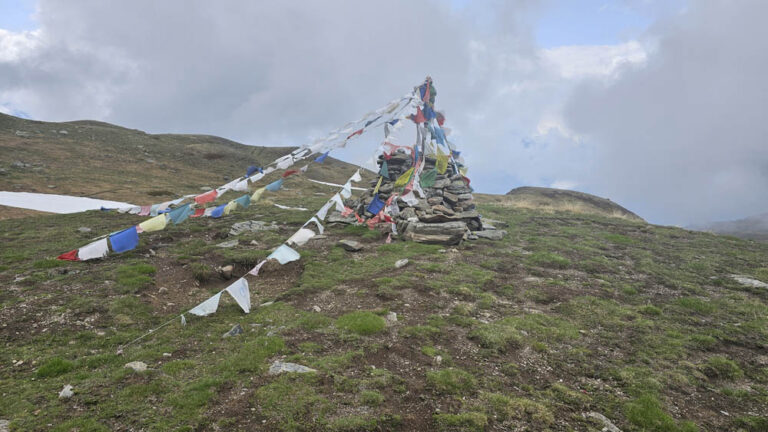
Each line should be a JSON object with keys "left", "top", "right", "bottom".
{"left": 339, "top": 149, "right": 504, "bottom": 245}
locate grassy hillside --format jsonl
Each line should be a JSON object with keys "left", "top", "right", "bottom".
{"left": 496, "top": 186, "right": 644, "bottom": 222}
{"left": 2, "top": 187, "right": 767, "bottom": 430}
{"left": 0, "top": 112, "right": 357, "bottom": 218}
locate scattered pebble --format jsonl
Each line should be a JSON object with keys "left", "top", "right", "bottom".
{"left": 312, "top": 305, "right": 321, "bottom": 312}
{"left": 394, "top": 258, "right": 409, "bottom": 269}
{"left": 58, "top": 385, "right": 74, "bottom": 399}
{"left": 268, "top": 361, "right": 317, "bottom": 375}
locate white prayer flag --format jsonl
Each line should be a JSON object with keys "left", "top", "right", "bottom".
{"left": 189, "top": 292, "right": 222, "bottom": 317}
{"left": 268, "top": 244, "right": 301, "bottom": 264}
{"left": 304, "top": 216, "right": 324, "bottom": 234}
{"left": 225, "top": 278, "right": 251, "bottom": 314}
{"left": 316, "top": 201, "right": 333, "bottom": 221}
{"left": 330, "top": 194, "right": 345, "bottom": 212}
{"left": 287, "top": 228, "right": 316, "bottom": 247}
{"left": 249, "top": 260, "right": 267, "bottom": 276}
{"left": 233, "top": 179, "right": 250, "bottom": 192}
{"left": 340, "top": 181, "right": 352, "bottom": 199}
{"left": 350, "top": 170, "right": 362, "bottom": 182}
{"left": 78, "top": 238, "right": 109, "bottom": 261}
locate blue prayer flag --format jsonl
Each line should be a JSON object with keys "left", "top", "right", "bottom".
{"left": 265, "top": 178, "right": 284, "bottom": 192}
{"left": 109, "top": 226, "right": 139, "bottom": 253}
{"left": 314, "top": 151, "right": 329, "bottom": 163}
{"left": 388, "top": 119, "right": 399, "bottom": 126}
{"left": 210, "top": 204, "right": 227, "bottom": 218}
{"left": 234, "top": 194, "right": 251, "bottom": 208}
{"left": 365, "top": 115, "right": 382, "bottom": 127}
{"left": 246, "top": 165, "right": 260, "bottom": 177}
{"left": 451, "top": 150, "right": 461, "bottom": 158}
{"left": 367, "top": 194, "right": 385, "bottom": 215}
{"left": 168, "top": 203, "right": 192, "bottom": 225}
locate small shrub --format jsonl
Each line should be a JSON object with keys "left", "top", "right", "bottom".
{"left": 190, "top": 263, "right": 215, "bottom": 282}
{"left": 37, "top": 357, "right": 75, "bottom": 378}
{"left": 298, "top": 313, "right": 332, "bottom": 330}
{"left": 336, "top": 311, "right": 386, "bottom": 335}
{"left": 360, "top": 390, "right": 384, "bottom": 406}
{"left": 426, "top": 368, "right": 477, "bottom": 395}
{"left": 625, "top": 394, "right": 699, "bottom": 432}
{"left": 640, "top": 305, "right": 663, "bottom": 316}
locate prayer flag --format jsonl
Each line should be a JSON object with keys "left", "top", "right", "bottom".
{"left": 109, "top": 226, "right": 139, "bottom": 253}
{"left": 225, "top": 278, "right": 251, "bottom": 314}
{"left": 394, "top": 168, "right": 414, "bottom": 187}
{"left": 379, "top": 160, "right": 389, "bottom": 179}
{"left": 287, "top": 228, "right": 316, "bottom": 247}
{"left": 373, "top": 176, "right": 383, "bottom": 194}
{"left": 304, "top": 216, "right": 324, "bottom": 234}
{"left": 191, "top": 208, "right": 206, "bottom": 218}
{"left": 351, "top": 170, "right": 362, "bottom": 182}
{"left": 210, "top": 204, "right": 227, "bottom": 218}
{"left": 195, "top": 189, "right": 217, "bottom": 205}
{"left": 367, "top": 194, "right": 385, "bottom": 215}
{"left": 189, "top": 292, "right": 222, "bottom": 317}
{"left": 168, "top": 204, "right": 192, "bottom": 225}
{"left": 330, "top": 194, "right": 345, "bottom": 212}
{"left": 138, "top": 205, "right": 151, "bottom": 216}
{"left": 57, "top": 249, "right": 80, "bottom": 261}
{"left": 234, "top": 194, "right": 251, "bottom": 208}
{"left": 316, "top": 201, "right": 333, "bottom": 221}
{"left": 268, "top": 244, "right": 301, "bottom": 264}
{"left": 223, "top": 200, "right": 238, "bottom": 216}
{"left": 347, "top": 129, "right": 363, "bottom": 139}
{"left": 246, "top": 165, "right": 260, "bottom": 177}
{"left": 420, "top": 169, "right": 438, "bottom": 188}
{"left": 138, "top": 214, "right": 167, "bottom": 233}
{"left": 78, "top": 238, "right": 109, "bottom": 261}
{"left": 340, "top": 181, "right": 352, "bottom": 199}
{"left": 314, "top": 151, "right": 329, "bottom": 163}
{"left": 282, "top": 169, "right": 298, "bottom": 178}
{"left": 265, "top": 179, "right": 284, "bottom": 192}
{"left": 251, "top": 186, "right": 266, "bottom": 202}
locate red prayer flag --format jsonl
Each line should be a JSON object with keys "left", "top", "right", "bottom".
{"left": 57, "top": 249, "right": 80, "bottom": 261}
{"left": 190, "top": 208, "right": 206, "bottom": 218}
{"left": 346, "top": 129, "right": 363, "bottom": 140}
{"left": 194, "top": 189, "right": 218, "bottom": 205}
{"left": 410, "top": 107, "right": 426, "bottom": 124}
{"left": 282, "top": 169, "right": 298, "bottom": 178}
{"left": 462, "top": 175, "right": 471, "bottom": 186}
{"left": 436, "top": 111, "right": 445, "bottom": 126}
{"left": 341, "top": 206, "right": 354, "bottom": 217}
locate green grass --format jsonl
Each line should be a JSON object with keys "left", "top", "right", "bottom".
{"left": 426, "top": 368, "right": 477, "bottom": 395}
{"left": 433, "top": 412, "right": 487, "bottom": 432}
{"left": 526, "top": 251, "right": 571, "bottom": 269}
{"left": 36, "top": 357, "right": 75, "bottom": 378}
{"left": 335, "top": 311, "right": 386, "bottom": 335}
{"left": 701, "top": 356, "right": 743, "bottom": 380}
{"left": 625, "top": 394, "right": 699, "bottom": 432}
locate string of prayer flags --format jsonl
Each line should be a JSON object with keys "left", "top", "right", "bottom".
{"left": 77, "top": 238, "right": 109, "bottom": 261}
{"left": 109, "top": 226, "right": 139, "bottom": 253}
{"left": 195, "top": 189, "right": 217, "bottom": 205}
{"left": 138, "top": 214, "right": 167, "bottom": 233}
{"left": 189, "top": 292, "right": 222, "bottom": 317}
{"left": 224, "top": 278, "right": 251, "bottom": 314}
{"left": 265, "top": 179, "right": 284, "bottom": 192}
{"left": 267, "top": 244, "right": 301, "bottom": 264}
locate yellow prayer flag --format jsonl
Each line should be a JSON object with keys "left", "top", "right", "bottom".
{"left": 459, "top": 166, "right": 468, "bottom": 176}
{"left": 373, "top": 176, "right": 383, "bottom": 194}
{"left": 394, "top": 167, "right": 414, "bottom": 187}
{"left": 138, "top": 214, "right": 167, "bottom": 233}
{"left": 251, "top": 186, "right": 266, "bottom": 202}
{"left": 223, "top": 200, "right": 238, "bottom": 216}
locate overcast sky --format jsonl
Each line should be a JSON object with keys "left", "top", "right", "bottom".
{"left": 1, "top": 0, "right": 765, "bottom": 226}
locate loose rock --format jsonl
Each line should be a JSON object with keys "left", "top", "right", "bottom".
{"left": 216, "top": 239, "right": 239, "bottom": 248}
{"left": 583, "top": 412, "right": 622, "bottom": 432}
{"left": 229, "top": 220, "right": 279, "bottom": 236}
{"left": 58, "top": 385, "right": 74, "bottom": 399}
{"left": 472, "top": 230, "right": 507, "bottom": 240}
{"left": 730, "top": 275, "right": 768, "bottom": 289}
{"left": 223, "top": 323, "right": 244, "bottom": 338}
{"left": 124, "top": 361, "right": 148, "bottom": 372}
{"left": 338, "top": 239, "right": 364, "bottom": 252}
{"left": 268, "top": 361, "right": 317, "bottom": 375}
{"left": 394, "top": 259, "right": 409, "bottom": 269}
{"left": 218, "top": 265, "right": 234, "bottom": 280}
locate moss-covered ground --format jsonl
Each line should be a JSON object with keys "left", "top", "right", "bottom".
{"left": 1, "top": 188, "right": 768, "bottom": 431}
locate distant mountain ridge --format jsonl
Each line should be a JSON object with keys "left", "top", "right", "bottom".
{"left": 692, "top": 212, "right": 768, "bottom": 241}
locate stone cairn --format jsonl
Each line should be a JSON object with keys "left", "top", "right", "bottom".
{"left": 335, "top": 149, "right": 506, "bottom": 245}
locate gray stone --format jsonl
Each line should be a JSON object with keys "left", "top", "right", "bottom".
{"left": 399, "top": 207, "right": 417, "bottom": 220}
{"left": 219, "top": 265, "right": 234, "bottom": 280}
{"left": 730, "top": 275, "right": 768, "bottom": 289}
{"left": 124, "top": 361, "right": 148, "bottom": 372}
{"left": 433, "top": 178, "right": 451, "bottom": 189}
{"left": 14, "top": 131, "right": 32, "bottom": 138}
{"left": 472, "top": 230, "right": 506, "bottom": 240}
{"left": 482, "top": 218, "right": 509, "bottom": 228}
{"left": 403, "top": 221, "right": 468, "bottom": 245}
{"left": 385, "top": 312, "right": 398, "bottom": 325}
{"left": 395, "top": 258, "right": 409, "bottom": 269}
{"left": 58, "top": 130, "right": 68, "bottom": 134}
{"left": 58, "top": 384, "right": 74, "bottom": 399}
{"left": 457, "top": 193, "right": 473, "bottom": 201}
{"left": 223, "top": 323, "right": 244, "bottom": 338}
{"left": 443, "top": 191, "right": 459, "bottom": 205}
{"left": 583, "top": 412, "right": 622, "bottom": 432}
{"left": 216, "top": 239, "right": 239, "bottom": 248}
{"left": 77, "top": 226, "right": 92, "bottom": 233}
{"left": 0, "top": 419, "right": 9, "bottom": 432}
{"left": 229, "top": 220, "right": 279, "bottom": 236}
{"left": 0, "top": 168, "right": 6, "bottom": 176}
{"left": 268, "top": 361, "right": 317, "bottom": 375}
{"left": 427, "top": 197, "right": 443, "bottom": 205}
{"left": 432, "top": 205, "right": 454, "bottom": 216}
{"left": 338, "top": 239, "right": 364, "bottom": 252}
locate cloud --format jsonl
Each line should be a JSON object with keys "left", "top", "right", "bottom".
{"left": 564, "top": 0, "right": 768, "bottom": 225}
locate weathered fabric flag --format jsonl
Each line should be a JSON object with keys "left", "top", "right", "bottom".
{"left": 78, "top": 238, "right": 109, "bottom": 261}
{"left": 138, "top": 214, "right": 167, "bottom": 233}
{"left": 268, "top": 244, "right": 301, "bottom": 264}
{"left": 109, "top": 226, "right": 139, "bottom": 253}
{"left": 195, "top": 190, "right": 217, "bottom": 205}
{"left": 225, "top": 278, "right": 251, "bottom": 314}
{"left": 265, "top": 179, "right": 284, "bottom": 192}
{"left": 189, "top": 292, "right": 222, "bottom": 317}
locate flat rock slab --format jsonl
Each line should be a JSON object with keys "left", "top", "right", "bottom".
{"left": 403, "top": 221, "right": 468, "bottom": 245}
{"left": 730, "top": 275, "right": 768, "bottom": 289}
{"left": 472, "top": 230, "right": 507, "bottom": 240}
{"left": 268, "top": 361, "right": 317, "bottom": 375}
{"left": 338, "top": 239, "right": 364, "bottom": 251}
{"left": 125, "top": 361, "right": 148, "bottom": 372}
{"left": 328, "top": 213, "right": 357, "bottom": 224}
{"left": 216, "top": 239, "right": 239, "bottom": 248}
{"left": 229, "top": 220, "right": 278, "bottom": 236}
{"left": 223, "top": 323, "right": 244, "bottom": 338}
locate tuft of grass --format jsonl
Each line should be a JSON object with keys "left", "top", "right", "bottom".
{"left": 189, "top": 262, "right": 215, "bottom": 282}
{"left": 336, "top": 311, "right": 386, "bottom": 336}
{"left": 254, "top": 374, "right": 331, "bottom": 429}
{"left": 433, "top": 412, "right": 487, "bottom": 432}
{"left": 625, "top": 394, "right": 699, "bottom": 432}
{"left": 426, "top": 368, "right": 477, "bottom": 395}
{"left": 36, "top": 357, "right": 75, "bottom": 378}
{"left": 479, "top": 392, "right": 554, "bottom": 426}
{"left": 675, "top": 297, "right": 716, "bottom": 314}
{"left": 360, "top": 390, "right": 384, "bottom": 407}
{"left": 115, "top": 263, "right": 156, "bottom": 293}
{"left": 33, "top": 258, "right": 65, "bottom": 269}
{"left": 701, "top": 356, "right": 743, "bottom": 380}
